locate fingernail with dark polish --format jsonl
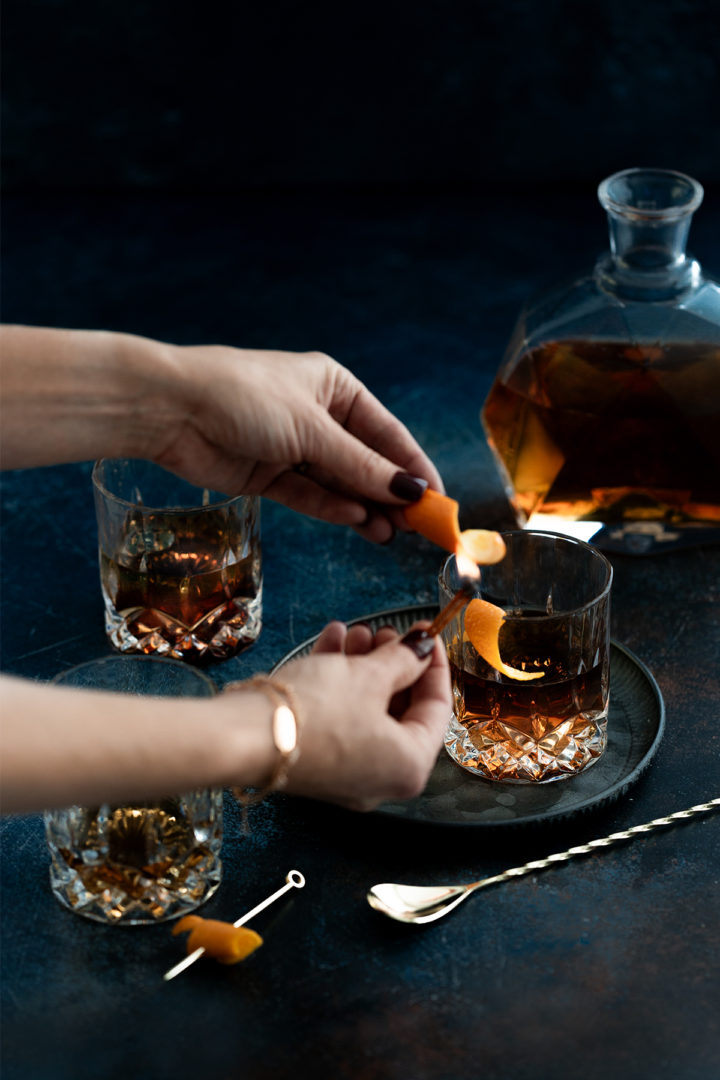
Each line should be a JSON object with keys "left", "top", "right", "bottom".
{"left": 400, "top": 628, "right": 435, "bottom": 659}
{"left": 389, "top": 472, "right": 429, "bottom": 502}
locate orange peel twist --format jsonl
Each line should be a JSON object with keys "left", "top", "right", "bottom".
{"left": 172, "top": 915, "right": 263, "bottom": 965}
{"left": 404, "top": 489, "right": 543, "bottom": 681}
{"left": 464, "top": 599, "right": 544, "bottom": 681}
{"left": 403, "top": 489, "right": 507, "bottom": 573}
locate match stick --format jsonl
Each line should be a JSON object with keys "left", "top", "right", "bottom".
{"left": 427, "top": 582, "right": 475, "bottom": 637}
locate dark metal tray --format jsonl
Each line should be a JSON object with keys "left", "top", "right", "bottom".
{"left": 272, "top": 604, "right": 665, "bottom": 827}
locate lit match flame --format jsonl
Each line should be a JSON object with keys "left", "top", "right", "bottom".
{"left": 455, "top": 548, "right": 481, "bottom": 581}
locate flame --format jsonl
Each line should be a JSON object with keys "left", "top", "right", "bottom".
{"left": 455, "top": 547, "right": 480, "bottom": 581}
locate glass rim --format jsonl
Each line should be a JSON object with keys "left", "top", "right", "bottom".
{"left": 51, "top": 653, "right": 218, "bottom": 695}
{"left": 440, "top": 530, "right": 613, "bottom": 619}
{"left": 597, "top": 167, "right": 704, "bottom": 220}
{"left": 91, "top": 458, "right": 249, "bottom": 514}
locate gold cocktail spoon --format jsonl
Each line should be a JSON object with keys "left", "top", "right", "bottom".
{"left": 367, "top": 798, "right": 720, "bottom": 925}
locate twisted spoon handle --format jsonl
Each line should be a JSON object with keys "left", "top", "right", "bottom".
{"left": 474, "top": 797, "right": 720, "bottom": 891}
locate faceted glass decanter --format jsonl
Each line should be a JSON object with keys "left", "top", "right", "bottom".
{"left": 482, "top": 168, "right": 720, "bottom": 554}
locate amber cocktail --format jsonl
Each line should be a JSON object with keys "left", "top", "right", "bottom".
{"left": 93, "top": 459, "right": 261, "bottom": 663}
{"left": 440, "top": 531, "right": 612, "bottom": 783}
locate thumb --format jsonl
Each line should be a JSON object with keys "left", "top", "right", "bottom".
{"left": 370, "top": 626, "right": 438, "bottom": 696}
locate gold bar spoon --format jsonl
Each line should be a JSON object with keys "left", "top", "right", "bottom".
{"left": 367, "top": 798, "right": 720, "bottom": 925}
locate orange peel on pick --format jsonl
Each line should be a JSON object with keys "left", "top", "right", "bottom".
{"left": 464, "top": 598, "right": 544, "bottom": 682}
{"left": 172, "top": 915, "right": 263, "bottom": 965}
{"left": 403, "top": 490, "right": 506, "bottom": 569}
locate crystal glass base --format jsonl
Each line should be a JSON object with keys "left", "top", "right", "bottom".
{"left": 45, "top": 790, "right": 223, "bottom": 924}
{"left": 444, "top": 712, "right": 608, "bottom": 784}
{"left": 104, "top": 588, "right": 262, "bottom": 663}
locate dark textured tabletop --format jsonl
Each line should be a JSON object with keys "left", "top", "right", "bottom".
{"left": 2, "top": 185, "right": 719, "bottom": 1080}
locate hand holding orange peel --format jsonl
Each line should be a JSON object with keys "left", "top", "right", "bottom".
{"left": 404, "top": 489, "right": 543, "bottom": 681}
{"left": 403, "top": 489, "right": 507, "bottom": 575}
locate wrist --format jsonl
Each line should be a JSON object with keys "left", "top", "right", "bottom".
{"left": 220, "top": 677, "right": 302, "bottom": 829}
{"left": 207, "top": 690, "right": 280, "bottom": 789}
{"left": 229, "top": 677, "right": 301, "bottom": 785}
{"left": 106, "top": 332, "right": 191, "bottom": 462}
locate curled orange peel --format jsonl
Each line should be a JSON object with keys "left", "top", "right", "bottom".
{"left": 404, "top": 490, "right": 539, "bottom": 682}
{"left": 464, "top": 598, "right": 545, "bottom": 682}
{"left": 403, "top": 490, "right": 506, "bottom": 569}
{"left": 172, "top": 915, "right": 263, "bottom": 965}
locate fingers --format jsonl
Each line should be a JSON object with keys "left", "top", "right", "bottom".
{"left": 330, "top": 379, "right": 445, "bottom": 495}
{"left": 260, "top": 468, "right": 395, "bottom": 544}
{"left": 246, "top": 365, "right": 444, "bottom": 541}
{"left": 386, "top": 644, "right": 451, "bottom": 793}
{"left": 401, "top": 644, "right": 452, "bottom": 729}
{"left": 345, "top": 624, "right": 375, "bottom": 655}
{"left": 351, "top": 511, "right": 395, "bottom": 544}
{"left": 307, "top": 413, "right": 433, "bottom": 512}
{"left": 262, "top": 470, "right": 369, "bottom": 527}
{"left": 388, "top": 625, "right": 451, "bottom": 722}
{"left": 311, "top": 621, "right": 347, "bottom": 654}
{"left": 369, "top": 632, "right": 451, "bottom": 800}
{"left": 367, "top": 622, "right": 442, "bottom": 697}
{"left": 311, "top": 621, "right": 383, "bottom": 656}
{"left": 373, "top": 625, "right": 400, "bottom": 647}
{"left": 283, "top": 623, "right": 451, "bottom": 811}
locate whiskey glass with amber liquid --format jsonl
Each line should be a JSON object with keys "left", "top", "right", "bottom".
{"left": 44, "top": 656, "right": 223, "bottom": 924}
{"left": 440, "top": 531, "right": 612, "bottom": 783}
{"left": 482, "top": 168, "right": 720, "bottom": 554}
{"left": 93, "top": 459, "right": 261, "bottom": 663}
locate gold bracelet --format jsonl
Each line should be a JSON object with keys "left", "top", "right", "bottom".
{"left": 225, "top": 676, "right": 301, "bottom": 830}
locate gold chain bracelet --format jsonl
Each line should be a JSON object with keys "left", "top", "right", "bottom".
{"left": 225, "top": 675, "right": 302, "bottom": 831}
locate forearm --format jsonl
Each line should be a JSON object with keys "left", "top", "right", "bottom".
{"left": 0, "top": 676, "right": 277, "bottom": 813}
{"left": 0, "top": 325, "right": 187, "bottom": 469}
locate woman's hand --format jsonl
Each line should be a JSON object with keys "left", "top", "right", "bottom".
{"left": 154, "top": 344, "right": 443, "bottom": 543}
{"left": 274, "top": 621, "right": 450, "bottom": 810}
{"left": 0, "top": 622, "right": 450, "bottom": 814}
{"left": 1, "top": 328, "right": 443, "bottom": 543}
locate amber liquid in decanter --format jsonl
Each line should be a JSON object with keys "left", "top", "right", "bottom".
{"left": 481, "top": 169, "right": 720, "bottom": 548}
{"left": 483, "top": 338, "right": 720, "bottom": 527}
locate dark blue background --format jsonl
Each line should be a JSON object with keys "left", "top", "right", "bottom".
{"left": 2, "top": 5, "right": 720, "bottom": 1080}
{"left": 2, "top": 0, "right": 720, "bottom": 194}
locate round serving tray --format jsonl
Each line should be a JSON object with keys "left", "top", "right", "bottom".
{"left": 271, "top": 604, "right": 665, "bottom": 827}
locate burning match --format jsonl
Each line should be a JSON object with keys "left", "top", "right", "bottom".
{"left": 400, "top": 582, "right": 476, "bottom": 657}
{"left": 397, "top": 583, "right": 474, "bottom": 656}
{"left": 399, "top": 583, "right": 479, "bottom": 656}
{"left": 427, "top": 581, "right": 476, "bottom": 637}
